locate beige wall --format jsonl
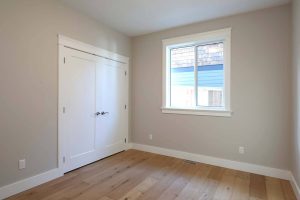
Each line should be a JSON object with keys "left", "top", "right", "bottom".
{"left": 0, "top": 0, "right": 131, "bottom": 187}
{"left": 0, "top": 0, "right": 294, "bottom": 190}
{"left": 292, "top": 0, "right": 300, "bottom": 187}
{"left": 132, "top": 5, "right": 292, "bottom": 170}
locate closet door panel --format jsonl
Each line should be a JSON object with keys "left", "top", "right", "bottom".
{"left": 95, "top": 58, "right": 127, "bottom": 157}
{"left": 62, "top": 48, "right": 98, "bottom": 172}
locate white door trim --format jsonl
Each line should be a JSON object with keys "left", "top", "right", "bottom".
{"left": 58, "top": 35, "right": 129, "bottom": 64}
{"left": 58, "top": 35, "right": 129, "bottom": 174}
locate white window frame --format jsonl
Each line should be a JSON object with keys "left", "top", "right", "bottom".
{"left": 161, "top": 28, "right": 232, "bottom": 117}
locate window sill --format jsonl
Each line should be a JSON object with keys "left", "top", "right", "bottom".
{"left": 161, "top": 107, "right": 232, "bottom": 117}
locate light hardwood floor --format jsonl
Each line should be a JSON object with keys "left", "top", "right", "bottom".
{"left": 7, "top": 150, "right": 296, "bottom": 200}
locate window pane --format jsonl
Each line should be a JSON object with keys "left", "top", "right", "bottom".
{"left": 170, "top": 46, "right": 195, "bottom": 108}
{"left": 197, "top": 43, "right": 224, "bottom": 107}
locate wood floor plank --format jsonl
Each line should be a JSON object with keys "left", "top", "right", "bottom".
{"left": 175, "top": 163, "right": 212, "bottom": 200}
{"left": 118, "top": 177, "right": 159, "bottom": 200}
{"left": 117, "top": 156, "right": 180, "bottom": 200}
{"left": 7, "top": 150, "right": 297, "bottom": 200}
{"left": 106, "top": 155, "right": 174, "bottom": 199}
{"left": 82, "top": 151, "right": 151, "bottom": 185}
{"left": 266, "top": 177, "right": 285, "bottom": 200}
{"left": 97, "top": 197, "right": 113, "bottom": 200}
{"left": 156, "top": 161, "right": 200, "bottom": 200}
{"left": 280, "top": 179, "right": 297, "bottom": 200}
{"left": 198, "top": 166, "right": 225, "bottom": 200}
{"left": 212, "top": 169, "right": 236, "bottom": 200}
{"left": 136, "top": 159, "right": 188, "bottom": 200}
{"left": 230, "top": 171, "right": 250, "bottom": 200}
{"left": 71, "top": 152, "right": 156, "bottom": 200}
{"left": 250, "top": 174, "right": 267, "bottom": 200}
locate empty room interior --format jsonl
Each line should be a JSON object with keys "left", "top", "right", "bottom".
{"left": 1, "top": 0, "right": 300, "bottom": 199}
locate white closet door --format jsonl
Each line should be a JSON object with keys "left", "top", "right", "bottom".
{"left": 61, "top": 48, "right": 98, "bottom": 172}
{"left": 61, "top": 47, "right": 128, "bottom": 173}
{"left": 95, "top": 58, "right": 127, "bottom": 158}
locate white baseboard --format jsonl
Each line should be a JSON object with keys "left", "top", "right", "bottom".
{"left": 0, "top": 168, "right": 63, "bottom": 200}
{"left": 126, "top": 142, "right": 133, "bottom": 150}
{"left": 130, "top": 143, "right": 291, "bottom": 180}
{"left": 291, "top": 174, "right": 300, "bottom": 200}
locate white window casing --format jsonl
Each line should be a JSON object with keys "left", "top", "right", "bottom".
{"left": 161, "top": 28, "right": 232, "bottom": 117}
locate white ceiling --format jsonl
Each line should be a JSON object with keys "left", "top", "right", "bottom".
{"left": 63, "top": 0, "right": 290, "bottom": 37}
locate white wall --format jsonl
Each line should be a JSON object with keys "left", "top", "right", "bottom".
{"left": 292, "top": 0, "right": 300, "bottom": 187}
{"left": 0, "top": 0, "right": 131, "bottom": 187}
{"left": 132, "top": 5, "right": 292, "bottom": 170}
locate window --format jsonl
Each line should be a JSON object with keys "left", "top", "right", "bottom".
{"left": 162, "top": 28, "right": 231, "bottom": 117}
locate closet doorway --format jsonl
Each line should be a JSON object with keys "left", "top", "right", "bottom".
{"left": 58, "top": 36, "right": 129, "bottom": 173}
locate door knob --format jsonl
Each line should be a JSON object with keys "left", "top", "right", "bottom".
{"left": 95, "top": 112, "right": 101, "bottom": 116}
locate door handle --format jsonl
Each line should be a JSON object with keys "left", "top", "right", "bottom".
{"left": 95, "top": 111, "right": 109, "bottom": 116}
